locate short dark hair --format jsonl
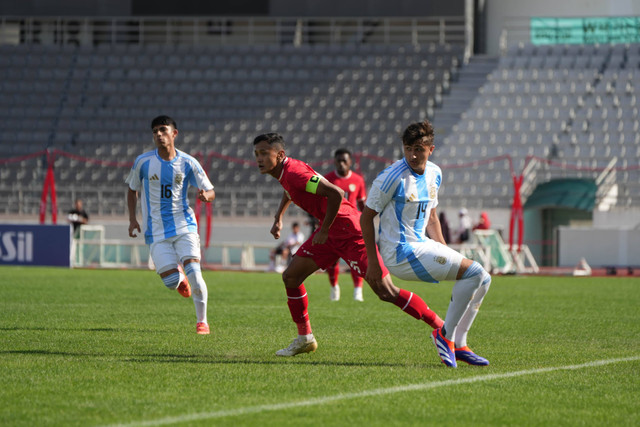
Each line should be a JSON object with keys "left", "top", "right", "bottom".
{"left": 334, "top": 148, "right": 352, "bottom": 158}
{"left": 253, "top": 132, "right": 285, "bottom": 150}
{"left": 151, "top": 115, "right": 177, "bottom": 130}
{"left": 402, "top": 119, "right": 434, "bottom": 146}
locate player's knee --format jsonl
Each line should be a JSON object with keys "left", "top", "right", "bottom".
{"left": 481, "top": 268, "right": 491, "bottom": 288}
{"left": 184, "top": 260, "right": 201, "bottom": 275}
{"left": 281, "top": 268, "right": 304, "bottom": 288}
{"left": 462, "top": 261, "right": 491, "bottom": 288}
{"left": 281, "top": 269, "right": 295, "bottom": 286}
{"left": 161, "top": 271, "right": 180, "bottom": 290}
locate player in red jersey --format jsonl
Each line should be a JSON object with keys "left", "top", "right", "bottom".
{"left": 324, "top": 148, "right": 367, "bottom": 301}
{"left": 253, "top": 133, "right": 443, "bottom": 357}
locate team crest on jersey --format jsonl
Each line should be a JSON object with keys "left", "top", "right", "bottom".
{"left": 174, "top": 173, "right": 183, "bottom": 185}
{"left": 434, "top": 256, "right": 447, "bottom": 265}
{"left": 349, "top": 184, "right": 356, "bottom": 192}
{"left": 429, "top": 186, "right": 437, "bottom": 199}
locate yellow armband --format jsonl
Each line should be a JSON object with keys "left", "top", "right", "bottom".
{"left": 305, "top": 175, "right": 321, "bottom": 194}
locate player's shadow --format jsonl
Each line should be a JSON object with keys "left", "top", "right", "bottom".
{"left": 125, "top": 353, "right": 418, "bottom": 368}
{"left": 0, "top": 349, "right": 429, "bottom": 368}
{"left": 0, "top": 326, "right": 153, "bottom": 332}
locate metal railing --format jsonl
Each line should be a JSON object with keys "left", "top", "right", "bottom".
{"left": 0, "top": 15, "right": 466, "bottom": 47}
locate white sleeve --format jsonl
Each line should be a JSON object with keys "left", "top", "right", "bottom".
{"left": 191, "top": 159, "right": 214, "bottom": 191}
{"left": 125, "top": 166, "right": 140, "bottom": 191}
{"left": 365, "top": 173, "right": 395, "bottom": 213}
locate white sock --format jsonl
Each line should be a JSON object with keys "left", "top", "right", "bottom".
{"left": 455, "top": 270, "right": 491, "bottom": 348}
{"left": 443, "top": 262, "right": 488, "bottom": 342}
{"left": 185, "top": 262, "right": 208, "bottom": 324}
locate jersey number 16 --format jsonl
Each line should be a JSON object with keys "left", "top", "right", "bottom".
{"left": 160, "top": 184, "right": 173, "bottom": 199}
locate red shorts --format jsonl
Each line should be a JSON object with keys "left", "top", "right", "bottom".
{"left": 296, "top": 228, "right": 389, "bottom": 279}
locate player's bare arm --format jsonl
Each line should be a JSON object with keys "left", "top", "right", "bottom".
{"left": 126, "top": 188, "right": 141, "bottom": 238}
{"left": 312, "top": 178, "right": 344, "bottom": 245}
{"left": 271, "top": 192, "right": 292, "bottom": 239}
{"left": 360, "top": 206, "right": 384, "bottom": 284}
{"left": 426, "top": 208, "right": 446, "bottom": 245}
{"left": 198, "top": 188, "right": 215, "bottom": 203}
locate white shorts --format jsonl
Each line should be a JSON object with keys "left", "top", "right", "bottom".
{"left": 150, "top": 233, "right": 201, "bottom": 274}
{"left": 383, "top": 239, "right": 464, "bottom": 283}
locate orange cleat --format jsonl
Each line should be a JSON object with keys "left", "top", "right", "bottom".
{"left": 177, "top": 277, "right": 191, "bottom": 298}
{"left": 196, "top": 322, "right": 210, "bottom": 335}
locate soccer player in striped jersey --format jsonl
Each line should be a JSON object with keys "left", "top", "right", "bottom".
{"left": 253, "top": 133, "right": 443, "bottom": 357}
{"left": 361, "top": 119, "right": 492, "bottom": 367}
{"left": 324, "top": 148, "right": 367, "bottom": 301}
{"left": 126, "top": 115, "right": 215, "bottom": 335}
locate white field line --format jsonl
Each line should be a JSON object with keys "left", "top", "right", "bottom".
{"left": 104, "top": 356, "right": 640, "bottom": 427}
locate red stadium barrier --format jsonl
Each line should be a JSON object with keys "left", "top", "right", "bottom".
{"left": 38, "top": 150, "right": 58, "bottom": 225}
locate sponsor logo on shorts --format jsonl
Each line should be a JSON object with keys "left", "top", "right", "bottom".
{"left": 434, "top": 256, "right": 447, "bottom": 265}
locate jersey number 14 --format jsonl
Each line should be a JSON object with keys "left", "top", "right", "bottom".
{"left": 415, "top": 201, "right": 428, "bottom": 220}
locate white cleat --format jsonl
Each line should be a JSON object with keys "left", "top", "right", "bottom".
{"left": 353, "top": 287, "right": 364, "bottom": 302}
{"left": 330, "top": 284, "right": 341, "bottom": 301}
{"left": 276, "top": 336, "right": 318, "bottom": 357}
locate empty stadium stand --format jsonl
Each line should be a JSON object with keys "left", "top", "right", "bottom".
{"left": 0, "top": 40, "right": 463, "bottom": 216}
{"left": 440, "top": 42, "right": 640, "bottom": 209}
{"left": 1, "top": 32, "right": 638, "bottom": 218}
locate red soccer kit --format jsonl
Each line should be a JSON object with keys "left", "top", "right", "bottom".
{"left": 324, "top": 169, "right": 367, "bottom": 287}
{"left": 324, "top": 170, "right": 366, "bottom": 207}
{"left": 278, "top": 157, "right": 388, "bottom": 277}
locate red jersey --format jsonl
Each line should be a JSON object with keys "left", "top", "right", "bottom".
{"left": 325, "top": 170, "right": 367, "bottom": 207}
{"left": 278, "top": 157, "right": 361, "bottom": 237}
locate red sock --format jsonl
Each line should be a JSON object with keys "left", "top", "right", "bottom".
{"left": 394, "top": 288, "right": 443, "bottom": 329}
{"left": 350, "top": 269, "right": 363, "bottom": 288}
{"left": 286, "top": 285, "right": 312, "bottom": 335}
{"left": 327, "top": 263, "right": 340, "bottom": 286}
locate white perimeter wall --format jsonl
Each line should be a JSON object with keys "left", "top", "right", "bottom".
{"left": 558, "top": 226, "right": 640, "bottom": 267}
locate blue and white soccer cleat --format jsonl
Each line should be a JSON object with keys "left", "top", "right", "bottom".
{"left": 431, "top": 328, "right": 457, "bottom": 368}
{"left": 455, "top": 346, "right": 490, "bottom": 366}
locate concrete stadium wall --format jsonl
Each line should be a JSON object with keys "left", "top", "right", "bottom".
{"left": 558, "top": 226, "right": 640, "bottom": 267}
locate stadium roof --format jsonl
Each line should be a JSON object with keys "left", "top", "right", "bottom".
{"left": 524, "top": 178, "right": 597, "bottom": 211}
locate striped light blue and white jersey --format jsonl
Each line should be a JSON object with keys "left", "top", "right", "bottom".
{"left": 125, "top": 149, "right": 214, "bottom": 244}
{"left": 365, "top": 158, "right": 442, "bottom": 266}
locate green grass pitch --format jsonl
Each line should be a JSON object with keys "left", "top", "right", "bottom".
{"left": 1, "top": 266, "right": 639, "bottom": 426}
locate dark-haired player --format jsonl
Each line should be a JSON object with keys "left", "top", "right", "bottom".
{"left": 324, "top": 148, "right": 367, "bottom": 301}
{"left": 361, "top": 119, "right": 491, "bottom": 367}
{"left": 253, "top": 133, "right": 443, "bottom": 357}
